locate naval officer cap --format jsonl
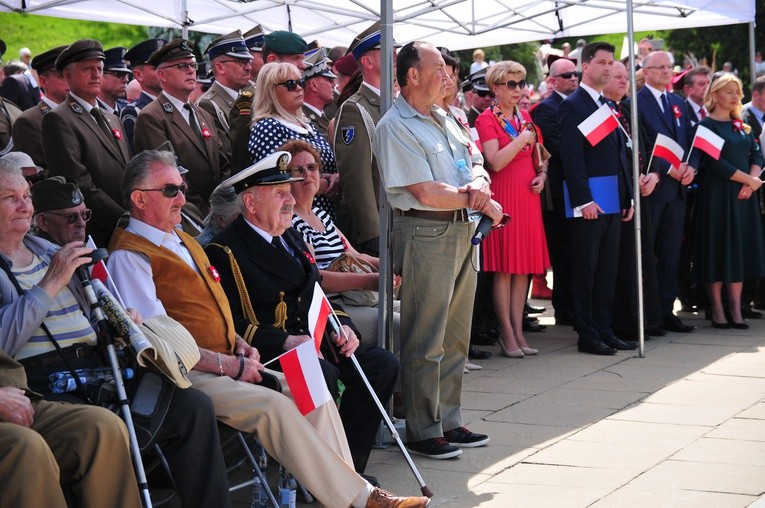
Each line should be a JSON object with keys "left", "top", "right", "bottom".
{"left": 221, "top": 152, "right": 302, "bottom": 194}
{"left": 148, "top": 38, "right": 196, "bottom": 67}
{"left": 125, "top": 39, "right": 168, "bottom": 67}
{"left": 31, "top": 45, "right": 68, "bottom": 75}
{"left": 205, "top": 30, "right": 252, "bottom": 60}
{"left": 55, "top": 39, "right": 105, "bottom": 71}
{"left": 470, "top": 67, "right": 490, "bottom": 93}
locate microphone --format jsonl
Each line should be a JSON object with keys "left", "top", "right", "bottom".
{"left": 76, "top": 247, "right": 109, "bottom": 282}
{"left": 471, "top": 215, "right": 494, "bottom": 245}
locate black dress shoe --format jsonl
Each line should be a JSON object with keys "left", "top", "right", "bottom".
{"left": 578, "top": 341, "right": 617, "bottom": 355}
{"left": 602, "top": 336, "right": 639, "bottom": 350}
{"left": 730, "top": 321, "right": 749, "bottom": 330}
{"left": 525, "top": 302, "right": 546, "bottom": 314}
{"left": 661, "top": 315, "right": 695, "bottom": 333}
{"left": 711, "top": 321, "right": 730, "bottom": 329}
{"left": 361, "top": 473, "right": 380, "bottom": 487}
{"left": 468, "top": 345, "right": 493, "bottom": 360}
{"left": 471, "top": 332, "right": 498, "bottom": 346}
{"left": 523, "top": 319, "right": 547, "bottom": 332}
{"left": 742, "top": 307, "right": 762, "bottom": 319}
{"left": 645, "top": 326, "right": 665, "bottom": 337}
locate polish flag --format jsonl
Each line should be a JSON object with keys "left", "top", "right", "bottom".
{"left": 577, "top": 104, "right": 619, "bottom": 146}
{"left": 279, "top": 340, "right": 333, "bottom": 415}
{"left": 692, "top": 125, "right": 724, "bottom": 160}
{"left": 86, "top": 236, "right": 125, "bottom": 307}
{"left": 652, "top": 133, "right": 685, "bottom": 170}
{"left": 307, "top": 282, "right": 332, "bottom": 352}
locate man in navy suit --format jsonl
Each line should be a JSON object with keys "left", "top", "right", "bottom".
{"left": 532, "top": 56, "right": 579, "bottom": 326}
{"left": 637, "top": 50, "right": 697, "bottom": 333}
{"left": 558, "top": 42, "right": 636, "bottom": 355}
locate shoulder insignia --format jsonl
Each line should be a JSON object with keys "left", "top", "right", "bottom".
{"left": 162, "top": 102, "right": 174, "bottom": 113}
{"left": 70, "top": 102, "right": 83, "bottom": 114}
{"left": 341, "top": 126, "right": 355, "bottom": 145}
{"left": 40, "top": 103, "right": 52, "bottom": 115}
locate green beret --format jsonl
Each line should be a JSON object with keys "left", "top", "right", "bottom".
{"left": 263, "top": 31, "right": 308, "bottom": 56}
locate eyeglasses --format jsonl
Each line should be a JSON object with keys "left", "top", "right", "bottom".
{"left": 475, "top": 90, "right": 494, "bottom": 98}
{"left": 277, "top": 78, "right": 306, "bottom": 91}
{"left": 218, "top": 59, "right": 250, "bottom": 68}
{"left": 497, "top": 80, "right": 527, "bottom": 90}
{"left": 553, "top": 72, "right": 577, "bottom": 79}
{"left": 160, "top": 61, "right": 198, "bottom": 73}
{"left": 289, "top": 163, "right": 320, "bottom": 177}
{"left": 136, "top": 183, "right": 188, "bottom": 198}
{"left": 45, "top": 209, "right": 92, "bottom": 224}
{"left": 644, "top": 65, "right": 672, "bottom": 71}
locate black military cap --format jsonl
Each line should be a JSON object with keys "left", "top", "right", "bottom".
{"left": 243, "top": 25, "right": 265, "bottom": 52}
{"left": 31, "top": 45, "right": 68, "bottom": 75}
{"left": 205, "top": 30, "right": 251, "bottom": 60}
{"left": 31, "top": 176, "right": 84, "bottom": 213}
{"left": 470, "top": 68, "right": 490, "bottom": 93}
{"left": 55, "top": 39, "right": 105, "bottom": 71}
{"left": 148, "top": 38, "right": 195, "bottom": 67}
{"left": 263, "top": 31, "right": 308, "bottom": 56}
{"left": 125, "top": 39, "right": 168, "bottom": 67}
{"left": 103, "top": 47, "right": 132, "bottom": 74}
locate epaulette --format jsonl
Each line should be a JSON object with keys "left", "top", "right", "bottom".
{"left": 233, "top": 89, "right": 254, "bottom": 117}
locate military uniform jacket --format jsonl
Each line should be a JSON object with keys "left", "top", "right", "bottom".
{"left": 197, "top": 81, "right": 235, "bottom": 159}
{"left": 134, "top": 92, "right": 230, "bottom": 214}
{"left": 332, "top": 82, "right": 382, "bottom": 246}
{"left": 0, "top": 97, "right": 22, "bottom": 156}
{"left": 41, "top": 94, "right": 131, "bottom": 246}
{"left": 302, "top": 104, "right": 329, "bottom": 138}
{"left": 227, "top": 85, "right": 255, "bottom": 174}
{"left": 12, "top": 99, "right": 54, "bottom": 168}
{"left": 120, "top": 91, "right": 155, "bottom": 153}
{"left": 204, "top": 216, "right": 357, "bottom": 363}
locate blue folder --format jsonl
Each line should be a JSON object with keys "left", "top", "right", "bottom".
{"left": 563, "top": 175, "right": 620, "bottom": 218}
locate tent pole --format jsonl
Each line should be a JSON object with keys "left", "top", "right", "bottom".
{"left": 749, "top": 22, "right": 756, "bottom": 92}
{"left": 626, "top": 0, "right": 646, "bottom": 358}
{"left": 181, "top": 0, "right": 188, "bottom": 39}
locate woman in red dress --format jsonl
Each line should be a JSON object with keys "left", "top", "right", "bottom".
{"left": 475, "top": 61, "right": 550, "bottom": 358}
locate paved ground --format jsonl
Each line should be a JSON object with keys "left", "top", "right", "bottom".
{"left": 227, "top": 305, "right": 765, "bottom": 507}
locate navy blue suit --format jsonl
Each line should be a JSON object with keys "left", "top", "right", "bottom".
{"left": 558, "top": 86, "right": 632, "bottom": 346}
{"left": 637, "top": 87, "right": 695, "bottom": 318}
{"left": 119, "top": 91, "right": 155, "bottom": 153}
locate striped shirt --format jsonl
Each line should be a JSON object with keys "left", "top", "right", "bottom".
{"left": 12, "top": 253, "right": 97, "bottom": 360}
{"left": 291, "top": 207, "right": 345, "bottom": 270}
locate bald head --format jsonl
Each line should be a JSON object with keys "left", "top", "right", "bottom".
{"left": 549, "top": 58, "right": 578, "bottom": 95}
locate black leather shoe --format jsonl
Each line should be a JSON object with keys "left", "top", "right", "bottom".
{"left": 471, "top": 332, "right": 498, "bottom": 346}
{"left": 602, "top": 336, "right": 639, "bottom": 350}
{"left": 742, "top": 307, "right": 762, "bottom": 319}
{"left": 523, "top": 319, "right": 547, "bottom": 332}
{"left": 468, "top": 346, "right": 492, "bottom": 360}
{"left": 361, "top": 473, "right": 380, "bottom": 487}
{"left": 578, "top": 341, "right": 617, "bottom": 355}
{"left": 661, "top": 315, "right": 695, "bottom": 333}
{"left": 730, "top": 321, "right": 749, "bottom": 330}
{"left": 525, "top": 302, "right": 546, "bottom": 315}
{"left": 645, "top": 326, "right": 665, "bottom": 337}
{"left": 711, "top": 321, "right": 730, "bottom": 329}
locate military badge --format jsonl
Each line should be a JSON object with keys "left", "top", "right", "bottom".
{"left": 277, "top": 153, "right": 289, "bottom": 171}
{"left": 71, "top": 102, "right": 83, "bottom": 114}
{"left": 341, "top": 126, "right": 355, "bottom": 145}
{"left": 163, "top": 102, "right": 174, "bottom": 113}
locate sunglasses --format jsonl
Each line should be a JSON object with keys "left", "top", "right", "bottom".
{"left": 161, "top": 61, "right": 198, "bottom": 73}
{"left": 498, "top": 80, "right": 527, "bottom": 90}
{"left": 45, "top": 209, "right": 92, "bottom": 224}
{"left": 553, "top": 72, "right": 577, "bottom": 79}
{"left": 475, "top": 90, "right": 494, "bottom": 98}
{"left": 136, "top": 183, "right": 188, "bottom": 198}
{"left": 277, "top": 78, "right": 305, "bottom": 91}
{"left": 289, "top": 163, "right": 320, "bottom": 177}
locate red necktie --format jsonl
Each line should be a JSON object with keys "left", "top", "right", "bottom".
{"left": 699, "top": 108, "right": 707, "bottom": 119}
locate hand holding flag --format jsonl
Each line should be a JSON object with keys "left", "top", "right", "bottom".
{"left": 650, "top": 133, "right": 685, "bottom": 173}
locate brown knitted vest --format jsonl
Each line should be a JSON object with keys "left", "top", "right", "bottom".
{"left": 109, "top": 228, "right": 234, "bottom": 354}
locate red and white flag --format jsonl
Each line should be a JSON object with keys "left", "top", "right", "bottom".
{"left": 652, "top": 133, "right": 685, "bottom": 170}
{"left": 307, "top": 282, "right": 332, "bottom": 352}
{"left": 692, "top": 125, "right": 724, "bottom": 160}
{"left": 279, "top": 340, "right": 333, "bottom": 415}
{"left": 86, "top": 236, "right": 125, "bottom": 307}
{"left": 577, "top": 104, "right": 619, "bottom": 146}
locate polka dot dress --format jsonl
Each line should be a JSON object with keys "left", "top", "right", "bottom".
{"left": 248, "top": 117, "right": 337, "bottom": 219}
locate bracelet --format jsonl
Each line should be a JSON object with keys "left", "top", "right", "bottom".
{"left": 233, "top": 354, "right": 245, "bottom": 381}
{"left": 216, "top": 352, "right": 224, "bottom": 376}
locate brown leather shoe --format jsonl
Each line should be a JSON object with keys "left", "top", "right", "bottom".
{"left": 365, "top": 487, "right": 431, "bottom": 507}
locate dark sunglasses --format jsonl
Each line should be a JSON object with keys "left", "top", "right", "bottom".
{"left": 136, "top": 183, "right": 188, "bottom": 198}
{"left": 277, "top": 78, "right": 305, "bottom": 91}
{"left": 553, "top": 72, "right": 577, "bottom": 79}
{"left": 45, "top": 209, "right": 92, "bottom": 224}
{"left": 475, "top": 90, "right": 494, "bottom": 98}
{"left": 498, "top": 80, "right": 527, "bottom": 90}
{"left": 289, "top": 163, "right": 320, "bottom": 177}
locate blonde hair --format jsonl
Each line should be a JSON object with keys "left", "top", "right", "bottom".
{"left": 472, "top": 49, "right": 485, "bottom": 60}
{"left": 250, "top": 62, "right": 309, "bottom": 127}
{"left": 705, "top": 73, "right": 750, "bottom": 134}
{"left": 486, "top": 60, "right": 526, "bottom": 89}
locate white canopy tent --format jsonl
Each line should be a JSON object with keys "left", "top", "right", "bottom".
{"left": 0, "top": 0, "right": 755, "bottom": 51}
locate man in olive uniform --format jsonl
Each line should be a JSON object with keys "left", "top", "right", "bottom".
{"left": 0, "top": 39, "right": 22, "bottom": 158}
{"left": 301, "top": 52, "right": 336, "bottom": 137}
{"left": 134, "top": 39, "right": 229, "bottom": 215}
{"left": 41, "top": 39, "right": 132, "bottom": 247}
{"left": 11, "top": 46, "right": 69, "bottom": 170}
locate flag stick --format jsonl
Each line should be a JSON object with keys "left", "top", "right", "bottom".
{"left": 608, "top": 108, "right": 630, "bottom": 139}
{"left": 325, "top": 309, "right": 433, "bottom": 498}
{"left": 685, "top": 132, "right": 698, "bottom": 163}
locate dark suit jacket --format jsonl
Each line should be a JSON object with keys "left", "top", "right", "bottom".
{"left": 558, "top": 86, "right": 632, "bottom": 210}
{"left": 0, "top": 97, "right": 22, "bottom": 153}
{"left": 0, "top": 74, "right": 39, "bottom": 111}
{"left": 636, "top": 87, "right": 695, "bottom": 204}
{"left": 120, "top": 91, "right": 155, "bottom": 153}
{"left": 204, "top": 216, "right": 357, "bottom": 363}
{"left": 532, "top": 91, "right": 566, "bottom": 199}
{"left": 743, "top": 106, "right": 763, "bottom": 147}
{"left": 12, "top": 99, "right": 54, "bottom": 168}
{"left": 134, "top": 92, "right": 229, "bottom": 214}
{"left": 41, "top": 94, "right": 131, "bottom": 246}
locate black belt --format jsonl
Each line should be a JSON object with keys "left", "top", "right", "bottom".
{"left": 18, "top": 344, "right": 96, "bottom": 369}
{"left": 401, "top": 208, "right": 469, "bottom": 222}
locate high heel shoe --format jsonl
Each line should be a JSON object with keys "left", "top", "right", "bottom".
{"left": 520, "top": 347, "right": 538, "bottom": 355}
{"left": 729, "top": 321, "right": 749, "bottom": 330}
{"left": 498, "top": 340, "right": 525, "bottom": 358}
{"left": 711, "top": 321, "right": 730, "bottom": 329}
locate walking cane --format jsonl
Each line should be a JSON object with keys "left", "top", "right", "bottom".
{"left": 325, "top": 310, "right": 433, "bottom": 498}
{"left": 77, "top": 249, "right": 153, "bottom": 508}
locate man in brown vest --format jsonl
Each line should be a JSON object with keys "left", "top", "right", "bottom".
{"left": 107, "top": 150, "right": 430, "bottom": 508}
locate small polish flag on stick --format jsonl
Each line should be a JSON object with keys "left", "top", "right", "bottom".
{"left": 578, "top": 104, "right": 620, "bottom": 147}
{"left": 279, "top": 340, "right": 333, "bottom": 416}
{"left": 307, "top": 282, "right": 332, "bottom": 352}
{"left": 650, "top": 133, "right": 685, "bottom": 172}
{"left": 86, "top": 236, "right": 125, "bottom": 308}
{"left": 690, "top": 125, "right": 724, "bottom": 161}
